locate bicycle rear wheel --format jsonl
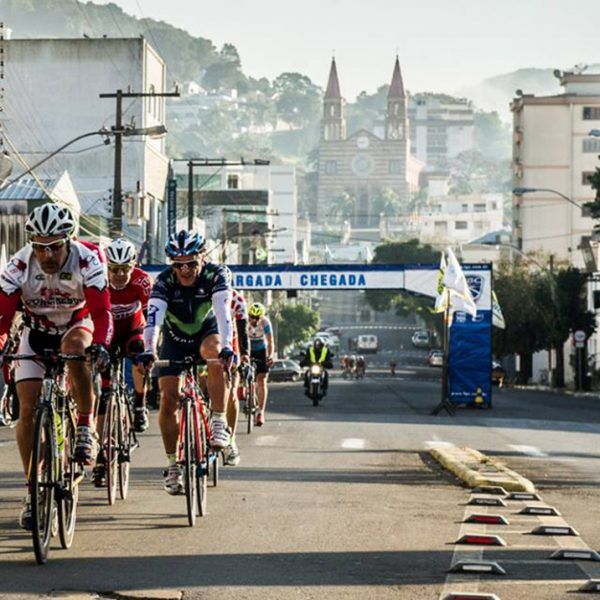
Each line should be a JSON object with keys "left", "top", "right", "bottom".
{"left": 118, "top": 395, "right": 131, "bottom": 500}
{"left": 105, "top": 394, "right": 118, "bottom": 506}
{"left": 30, "top": 405, "right": 55, "bottom": 564}
{"left": 58, "top": 412, "right": 78, "bottom": 549}
{"left": 183, "top": 400, "right": 197, "bottom": 526}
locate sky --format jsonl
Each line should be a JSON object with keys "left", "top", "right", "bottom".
{"left": 95, "top": 0, "right": 600, "bottom": 99}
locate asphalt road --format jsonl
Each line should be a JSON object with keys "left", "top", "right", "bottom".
{"left": 1, "top": 369, "right": 600, "bottom": 599}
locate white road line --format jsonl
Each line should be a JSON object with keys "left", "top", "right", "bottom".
{"left": 509, "top": 444, "right": 548, "bottom": 458}
{"left": 341, "top": 438, "right": 366, "bottom": 450}
{"left": 253, "top": 435, "right": 280, "bottom": 447}
{"left": 425, "top": 440, "right": 455, "bottom": 450}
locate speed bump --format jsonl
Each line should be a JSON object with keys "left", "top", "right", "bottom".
{"left": 455, "top": 534, "right": 506, "bottom": 547}
{"left": 519, "top": 505, "right": 561, "bottom": 516}
{"left": 550, "top": 548, "right": 600, "bottom": 561}
{"left": 531, "top": 525, "right": 579, "bottom": 536}
{"left": 579, "top": 579, "right": 600, "bottom": 592}
{"left": 464, "top": 514, "right": 509, "bottom": 525}
{"left": 507, "top": 491, "right": 540, "bottom": 501}
{"left": 472, "top": 486, "right": 507, "bottom": 496}
{"left": 448, "top": 561, "right": 506, "bottom": 575}
{"left": 467, "top": 496, "right": 507, "bottom": 507}
{"left": 443, "top": 594, "right": 501, "bottom": 600}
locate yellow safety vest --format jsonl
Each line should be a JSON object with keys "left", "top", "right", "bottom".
{"left": 309, "top": 346, "right": 328, "bottom": 364}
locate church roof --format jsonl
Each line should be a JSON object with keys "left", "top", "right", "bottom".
{"left": 388, "top": 56, "right": 405, "bottom": 98}
{"left": 324, "top": 57, "right": 342, "bottom": 100}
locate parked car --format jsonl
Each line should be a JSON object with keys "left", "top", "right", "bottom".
{"left": 411, "top": 331, "right": 430, "bottom": 348}
{"left": 491, "top": 361, "right": 506, "bottom": 387}
{"left": 269, "top": 359, "right": 303, "bottom": 382}
{"left": 428, "top": 349, "right": 444, "bottom": 367}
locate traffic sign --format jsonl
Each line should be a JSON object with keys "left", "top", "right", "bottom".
{"left": 574, "top": 330, "right": 586, "bottom": 348}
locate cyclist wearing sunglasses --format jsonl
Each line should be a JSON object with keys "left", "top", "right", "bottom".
{"left": 92, "top": 238, "right": 151, "bottom": 487}
{"left": 0, "top": 203, "right": 112, "bottom": 529}
{"left": 138, "top": 230, "right": 236, "bottom": 495}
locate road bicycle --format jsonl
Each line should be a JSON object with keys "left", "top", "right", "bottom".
{"left": 4, "top": 351, "right": 91, "bottom": 564}
{"left": 239, "top": 361, "right": 257, "bottom": 434}
{"left": 154, "top": 357, "right": 221, "bottom": 526}
{"left": 100, "top": 348, "right": 140, "bottom": 505}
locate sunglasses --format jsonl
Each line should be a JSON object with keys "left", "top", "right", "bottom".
{"left": 172, "top": 260, "right": 200, "bottom": 270}
{"left": 108, "top": 264, "right": 133, "bottom": 274}
{"left": 31, "top": 239, "right": 67, "bottom": 253}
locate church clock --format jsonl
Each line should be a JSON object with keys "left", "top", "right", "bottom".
{"left": 351, "top": 153, "right": 375, "bottom": 177}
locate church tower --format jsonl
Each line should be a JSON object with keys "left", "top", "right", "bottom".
{"left": 385, "top": 56, "right": 407, "bottom": 140}
{"left": 322, "top": 57, "right": 346, "bottom": 141}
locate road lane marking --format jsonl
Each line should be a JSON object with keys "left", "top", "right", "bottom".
{"left": 254, "top": 435, "right": 279, "bottom": 446}
{"left": 509, "top": 444, "right": 548, "bottom": 458}
{"left": 425, "top": 440, "right": 455, "bottom": 450}
{"left": 341, "top": 438, "right": 366, "bottom": 449}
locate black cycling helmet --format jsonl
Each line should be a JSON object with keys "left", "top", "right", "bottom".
{"left": 165, "top": 230, "right": 206, "bottom": 258}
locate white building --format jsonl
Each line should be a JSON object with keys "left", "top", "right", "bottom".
{"left": 411, "top": 192, "right": 505, "bottom": 245}
{"left": 3, "top": 38, "right": 169, "bottom": 257}
{"left": 511, "top": 71, "right": 600, "bottom": 268}
{"left": 407, "top": 96, "right": 475, "bottom": 168}
{"left": 171, "top": 162, "right": 299, "bottom": 265}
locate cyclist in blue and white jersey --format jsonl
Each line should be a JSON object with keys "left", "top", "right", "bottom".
{"left": 247, "top": 302, "right": 274, "bottom": 426}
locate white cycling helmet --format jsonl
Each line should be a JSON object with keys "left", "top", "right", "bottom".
{"left": 25, "top": 202, "right": 76, "bottom": 238}
{"left": 106, "top": 238, "right": 137, "bottom": 265}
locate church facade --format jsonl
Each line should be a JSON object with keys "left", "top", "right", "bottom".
{"left": 317, "top": 57, "right": 412, "bottom": 224}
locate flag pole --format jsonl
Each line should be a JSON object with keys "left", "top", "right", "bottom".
{"left": 431, "top": 302, "right": 455, "bottom": 416}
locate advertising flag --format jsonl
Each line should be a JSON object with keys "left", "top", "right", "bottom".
{"left": 492, "top": 291, "right": 506, "bottom": 329}
{"left": 434, "top": 252, "right": 449, "bottom": 313}
{"left": 442, "top": 248, "right": 477, "bottom": 317}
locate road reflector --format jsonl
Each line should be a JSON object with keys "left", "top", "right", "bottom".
{"left": 449, "top": 561, "right": 506, "bottom": 575}
{"left": 531, "top": 525, "right": 579, "bottom": 536}
{"left": 550, "top": 548, "right": 600, "bottom": 561}
{"left": 456, "top": 534, "right": 506, "bottom": 546}
{"left": 443, "top": 593, "right": 501, "bottom": 600}
{"left": 472, "top": 486, "right": 507, "bottom": 496}
{"left": 464, "top": 514, "right": 509, "bottom": 525}
{"left": 467, "top": 497, "right": 508, "bottom": 507}
{"left": 579, "top": 579, "right": 600, "bottom": 592}
{"left": 507, "top": 491, "right": 540, "bottom": 501}
{"left": 520, "top": 505, "right": 560, "bottom": 516}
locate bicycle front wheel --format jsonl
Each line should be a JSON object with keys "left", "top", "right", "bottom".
{"left": 58, "top": 411, "right": 78, "bottom": 549}
{"left": 183, "top": 400, "right": 197, "bottom": 526}
{"left": 30, "top": 405, "right": 55, "bottom": 564}
{"left": 246, "top": 384, "right": 254, "bottom": 435}
{"left": 197, "top": 414, "right": 209, "bottom": 515}
{"left": 118, "top": 394, "right": 132, "bottom": 500}
{"left": 105, "top": 394, "right": 118, "bottom": 506}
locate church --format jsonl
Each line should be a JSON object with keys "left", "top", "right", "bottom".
{"left": 316, "top": 57, "right": 421, "bottom": 225}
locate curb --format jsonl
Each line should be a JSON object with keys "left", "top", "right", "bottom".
{"left": 429, "top": 446, "right": 536, "bottom": 493}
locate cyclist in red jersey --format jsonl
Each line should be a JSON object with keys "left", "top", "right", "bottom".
{"left": 93, "top": 239, "right": 151, "bottom": 487}
{"left": 0, "top": 203, "right": 112, "bottom": 529}
{"left": 224, "top": 289, "right": 249, "bottom": 466}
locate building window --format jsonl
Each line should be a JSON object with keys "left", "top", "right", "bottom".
{"left": 583, "top": 107, "right": 600, "bottom": 120}
{"left": 455, "top": 221, "right": 468, "bottom": 230}
{"left": 227, "top": 174, "right": 240, "bottom": 189}
{"left": 490, "top": 201, "right": 498, "bottom": 210}
{"left": 330, "top": 105, "right": 336, "bottom": 117}
{"left": 324, "top": 160, "right": 337, "bottom": 175}
{"left": 474, "top": 203, "right": 486, "bottom": 212}
{"left": 582, "top": 171, "right": 595, "bottom": 185}
{"left": 461, "top": 203, "right": 469, "bottom": 212}
{"left": 434, "top": 221, "right": 447, "bottom": 234}
{"left": 583, "top": 138, "right": 600, "bottom": 152}
{"left": 388, "top": 160, "right": 402, "bottom": 174}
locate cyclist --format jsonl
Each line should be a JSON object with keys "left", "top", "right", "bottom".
{"left": 138, "top": 230, "right": 236, "bottom": 495}
{"left": 356, "top": 355, "right": 366, "bottom": 378}
{"left": 224, "top": 289, "right": 250, "bottom": 467}
{"left": 0, "top": 203, "right": 112, "bottom": 529}
{"left": 301, "top": 337, "right": 334, "bottom": 396}
{"left": 247, "top": 302, "right": 274, "bottom": 426}
{"left": 92, "top": 238, "right": 152, "bottom": 487}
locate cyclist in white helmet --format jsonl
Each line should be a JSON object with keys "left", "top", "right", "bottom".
{"left": 0, "top": 203, "right": 112, "bottom": 529}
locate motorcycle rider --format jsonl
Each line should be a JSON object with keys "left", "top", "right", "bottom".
{"left": 301, "top": 338, "right": 334, "bottom": 396}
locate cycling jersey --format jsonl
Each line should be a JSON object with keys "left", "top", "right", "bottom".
{"left": 143, "top": 262, "right": 234, "bottom": 354}
{"left": 231, "top": 289, "right": 249, "bottom": 356}
{"left": 0, "top": 240, "right": 112, "bottom": 347}
{"left": 249, "top": 316, "right": 272, "bottom": 353}
{"left": 110, "top": 267, "right": 152, "bottom": 337}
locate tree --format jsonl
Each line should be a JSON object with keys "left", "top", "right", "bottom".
{"left": 328, "top": 191, "right": 355, "bottom": 224}
{"left": 372, "top": 188, "right": 402, "bottom": 217}
{"left": 274, "top": 303, "right": 320, "bottom": 351}
{"left": 273, "top": 73, "right": 322, "bottom": 129}
{"left": 365, "top": 240, "right": 441, "bottom": 334}
{"left": 583, "top": 158, "right": 600, "bottom": 237}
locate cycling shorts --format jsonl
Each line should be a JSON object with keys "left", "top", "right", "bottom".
{"left": 14, "top": 317, "right": 93, "bottom": 383}
{"left": 251, "top": 348, "right": 270, "bottom": 375}
{"left": 156, "top": 316, "right": 218, "bottom": 378}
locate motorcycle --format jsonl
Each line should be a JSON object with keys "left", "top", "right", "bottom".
{"left": 307, "top": 363, "right": 325, "bottom": 406}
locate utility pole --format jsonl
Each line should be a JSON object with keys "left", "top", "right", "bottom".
{"left": 100, "top": 87, "right": 180, "bottom": 237}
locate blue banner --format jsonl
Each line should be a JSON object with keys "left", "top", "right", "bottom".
{"left": 448, "top": 310, "right": 492, "bottom": 407}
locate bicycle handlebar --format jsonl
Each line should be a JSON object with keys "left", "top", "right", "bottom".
{"left": 3, "top": 353, "right": 88, "bottom": 363}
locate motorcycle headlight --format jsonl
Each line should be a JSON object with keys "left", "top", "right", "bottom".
{"left": 310, "top": 365, "right": 322, "bottom": 375}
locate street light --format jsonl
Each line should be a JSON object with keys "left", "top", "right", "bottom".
{"left": 512, "top": 186, "right": 582, "bottom": 209}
